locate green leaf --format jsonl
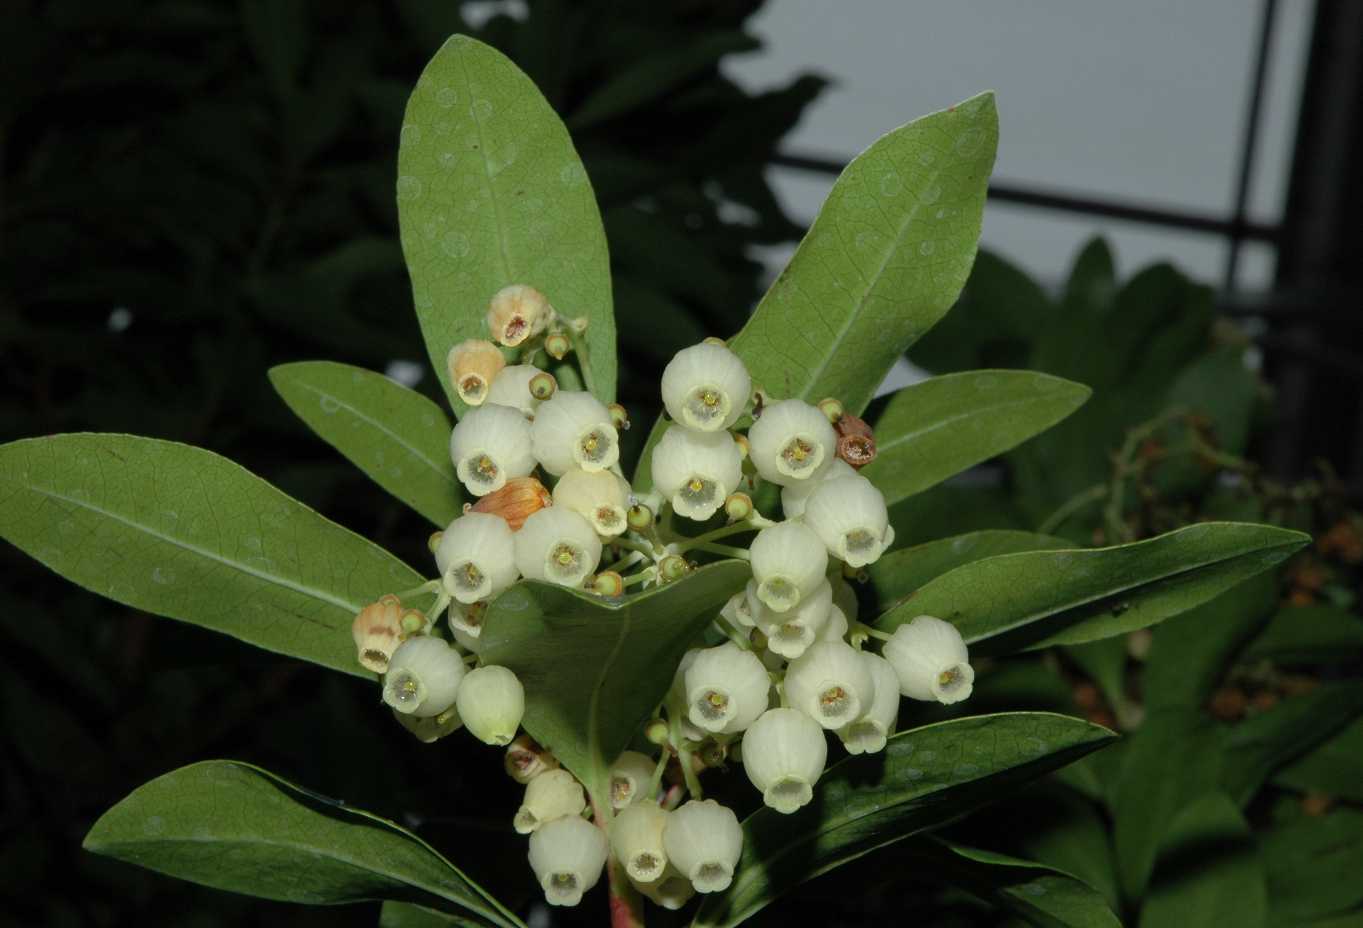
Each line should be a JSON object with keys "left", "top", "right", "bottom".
{"left": 1139, "top": 793, "right": 1266, "bottom": 928}
{"left": 0, "top": 434, "right": 422, "bottom": 678}
{"left": 1221, "top": 682, "right": 1363, "bottom": 806}
{"left": 862, "top": 371, "right": 1091, "bottom": 505}
{"left": 866, "top": 529, "right": 1069, "bottom": 606}
{"left": 84, "top": 760, "right": 522, "bottom": 928}
{"left": 1262, "top": 807, "right": 1363, "bottom": 925}
{"left": 905, "top": 839, "right": 1122, "bottom": 928}
{"left": 480, "top": 562, "right": 749, "bottom": 803}
{"left": 397, "top": 35, "right": 615, "bottom": 412}
{"left": 269, "top": 361, "right": 463, "bottom": 528}
{"left": 1274, "top": 716, "right": 1363, "bottom": 802}
{"left": 691, "top": 712, "right": 1116, "bottom": 928}
{"left": 728, "top": 92, "right": 997, "bottom": 413}
{"left": 877, "top": 523, "right": 1309, "bottom": 655}
{"left": 381, "top": 901, "right": 487, "bottom": 928}
{"left": 1242, "top": 604, "right": 1363, "bottom": 665}
{"left": 887, "top": 483, "right": 1030, "bottom": 548}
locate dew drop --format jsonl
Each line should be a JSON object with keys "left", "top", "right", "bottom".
{"left": 919, "top": 184, "right": 942, "bottom": 205}
{"left": 144, "top": 815, "right": 165, "bottom": 836}
{"left": 880, "top": 172, "right": 902, "bottom": 197}
{"left": 439, "top": 151, "right": 457, "bottom": 169}
{"left": 919, "top": 240, "right": 936, "bottom": 257}
{"left": 559, "top": 163, "right": 586, "bottom": 187}
{"left": 400, "top": 124, "right": 422, "bottom": 148}
{"left": 904, "top": 767, "right": 924, "bottom": 781}
{"left": 473, "top": 99, "right": 494, "bottom": 120}
{"left": 935, "top": 207, "right": 948, "bottom": 220}
{"left": 1021, "top": 881, "right": 1048, "bottom": 897}
{"left": 855, "top": 230, "right": 878, "bottom": 250}
{"left": 955, "top": 127, "right": 986, "bottom": 156}
{"left": 320, "top": 395, "right": 341, "bottom": 414}
{"left": 151, "top": 566, "right": 175, "bottom": 585}
{"left": 396, "top": 176, "right": 423, "bottom": 202}
{"left": 441, "top": 232, "right": 470, "bottom": 259}
{"left": 436, "top": 86, "right": 459, "bottom": 108}
{"left": 918, "top": 149, "right": 937, "bottom": 167}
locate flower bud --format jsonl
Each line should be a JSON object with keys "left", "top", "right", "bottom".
{"left": 552, "top": 468, "right": 630, "bottom": 537}
{"left": 839, "top": 652, "right": 900, "bottom": 754}
{"left": 383, "top": 637, "right": 466, "bottom": 718}
{"left": 427, "top": 530, "right": 444, "bottom": 553}
{"left": 487, "top": 284, "right": 552, "bottom": 348}
{"left": 515, "top": 768, "right": 586, "bottom": 834}
{"left": 631, "top": 866, "right": 696, "bottom": 910}
{"left": 450, "top": 404, "right": 537, "bottom": 497}
{"left": 627, "top": 503, "right": 654, "bottom": 531}
{"left": 531, "top": 390, "right": 620, "bottom": 475}
{"left": 750, "top": 578, "right": 833, "bottom": 660}
{"left": 660, "top": 342, "right": 752, "bottom": 432}
{"left": 750, "top": 521, "right": 828, "bottom": 613}
{"left": 608, "top": 402, "right": 630, "bottom": 430}
{"left": 834, "top": 412, "right": 877, "bottom": 468}
{"left": 470, "top": 475, "right": 552, "bottom": 530}
{"left": 545, "top": 332, "right": 571, "bottom": 359}
{"left": 780, "top": 458, "right": 855, "bottom": 519}
{"left": 817, "top": 397, "right": 844, "bottom": 423}
{"left": 882, "top": 616, "right": 974, "bottom": 705}
{"left": 486, "top": 364, "right": 552, "bottom": 418}
{"left": 684, "top": 642, "right": 770, "bottom": 735}
{"left": 658, "top": 554, "right": 689, "bottom": 582}
{"left": 447, "top": 339, "right": 506, "bottom": 406}
{"left": 515, "top": 509, "right": 600, "bottom": 587}
{"left": 803, "top": 474, "right": 894, "bottom": 568}
{"left": 611, "top": 801, "right": 670, "bottom": 883}
{"left": 662, "top": 799, "right": 743, "bottom": 893}
{"left": 721, "top": 590, "right": 756, "bottom": 629}
{"left": 392, "top": 705, "right": 462, "bottom": 743}
{"left": 591, "top": 571, "right": 624, "bottom": 597}
{"left": 748, "top": 399, "right": 837, "bottom": 486}
{"left": 818, "top": 603, "right": 850, "bottom": 644}
{"left": 352, "top": 594, "right": 404, "bottom": 673}
{"left": 784, "top": 640, "right": 875, "bottom": 730}
{"left": 527, "top": 814, "right": 608, "bottom": 907}
{"left": 505, "top": 734, "right": 559, "bottom": 784}
{"left": 650, "top": 426, "right": 743, "bottom": 521}
{"left": 741, "top": 707, "right": 828, "bottom": 813}
{"left": 610, "top": 751, "right": 657, "bottom": 809}
{"left": 724, "top": 492, "right": 753, "bottom": 522}
{"left": 644, "top": 718, "right": 670, "bottom": 745}
{"left": 435, "top": 513, "right": 519, "bottom": 604}
{"left": 456, "top": 665, "right": 524, "bottom": 746}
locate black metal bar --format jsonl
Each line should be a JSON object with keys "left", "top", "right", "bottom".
{"left": 770, "top": 152, "right": 1281, "bottom": 243}
{"left": 1224, "top": 0, "right": 1280, "bottom": 291}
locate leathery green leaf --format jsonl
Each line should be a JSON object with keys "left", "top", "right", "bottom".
{"left": 692, "top": 712, "right": 1115, "bottom": 928}
{"left": 84, "top": 760, "right": 522, "bottom": 928}
{"left": 0, "top": 433, "right": 423, "bottom": 678}
{"left": 397, "top": 35, "right": 615, "bottom": 412}
{"left": 862, "top": 370, "right": 1090, "bottom": 505}
{"left": 876, "top": 523, "right": 1309, "bottom": 655}
{"left": 729, "top": 92, "right": 997, "bottom": 413}
{"left": 270, "top": 361, "right": 462, "bottom": 527}
{"left": 866, "top": 530, "right": 1069, "bottom": 607}
{"left": 480, "top": 561, "right": 749, "bottom": 804}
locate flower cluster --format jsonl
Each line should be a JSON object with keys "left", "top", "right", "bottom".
{"left": 349, "top": 284, "right": 977, "bottom": 912}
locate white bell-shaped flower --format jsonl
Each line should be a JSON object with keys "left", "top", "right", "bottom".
{"left": 838, "top": 652, "right": 900, "bottom": 754}
{"left": 741, "top": 707, "right": 828, "bottom": 813}
{"left": 784, "top": 640, "right": 875, "bottom": 730}
{"left": 552, "top": 468, "right": 630, "bottom": 537}
{"left": 434, "top": 512, "right": 519, "bottom": 604}
{"left": 631, "top": 866, "right": 695, "bottom": 910}
{"left": 609, "top": 751, "right": 657, "bottom": 809}
{"left": 721, "top": 589, "right": 756, "bottom": 629}
{"left": 750, "top": 579, "right": 833, "bottom": 660}
{"left": 780, "top": 458, "right": 855, "bottom": 518}
{"left": 514, "top": 768, "right": 586, "bottom": 834}
{"left": 382, "top": 637, "right": 466, "bottom": 718}
{"left": 749, "top": 521, "right": 828, "bottom": 613}
{"left": 748, "top": 399, "right": 837, "bottom": 486}
{"left": 818, "top": 602, "right": 850, "bottom": 644}
{"left": 514, "top": 507, "right": 603, "bottom": 587}
{"left": 650, "top": 426, "right": 743, "bottom": 521}
{"left": 684, "top": 642, "right": 770, "bottom": 735}
{"left": 531, "top": 390, "right": 619, "bottom": 475}
{"left": 803, "top": 474, "right": 894, "bottom": 568}
{"left": 487, "top": 284, "right": 553, "bottom": 348}
{"left": 882, "top": 615, "right": 975, "bottom": 704}
{"left": 662, "top": 799, "right": 743, "bottom": 893}
{"left": 455, "top": 665, "right": 524, "bottom": 746}
{"left": 610, "top": 801, "right": 670, "bottom": 883}
{"left": 487, "top": 364, "right": 549, "bottom": 417}
{"left": 660, "top": 342, "right": 751, "bottom": 432}
{"left": 527, "top": 813, "right": 608, "bottom": 906}
{"left": 446, "top": 339, "right": 505, "bottom": 406}
{"left": 449, "top": 614, "right": 484, "bottom": 652}
{"left": 449, "top": 404, "right": 537, "bottom": 497}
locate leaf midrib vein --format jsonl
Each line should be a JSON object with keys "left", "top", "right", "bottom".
{"left": 459, "top": 51, "right": 513, "bottom": 281}
{"left": 875, "top": 391, "right": 1070, "bottom": 455}
{"left": 294, "top": 382, "right": 455, "bottom": 486}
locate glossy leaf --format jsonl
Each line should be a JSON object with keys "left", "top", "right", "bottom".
{"left": 270, "top": 361, "right": 462, "bottom": 527}
{"left": 0, "top": 434, "right": 422, "bottom": 678}
{"left": 876, "top": 523, "right": 1309, "bottom": 655}
{"left": 397, "top": 35, "right": 615, "bottom": 411}
{"left": 1138, "top": 793, "right": 1265, "bottom": 928}
{"left": 728, "top": 92, "right": 997, "bottom": 413}
{"left": 381, "top": 902, "right": 487, "bottom": 928}
{"left": 692, "top": 712, "right": 1115, "bottom": 928}
{"left": 84, "top": 761, "right": 522, "bottom": 928}
{"left": 480, "top": 561, "right": 749, "bottom": 803}
{"left": 866, "top": 529, "right": 1068, "bottom": 607}
{"left": 1242, "top": 604, "right": 1363, "bottom": 665}
{"left": 1221, "top": 682, "right": 1363, "bottom": 806}
{"left": 1274, "top": 717, "right": 1363, "bottom": 802}
{"left": 905, "top": 839, "right": 1122, "bottom": 928}
{"left": 861, "top": 371, "right": 1090, "bottom": 505}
